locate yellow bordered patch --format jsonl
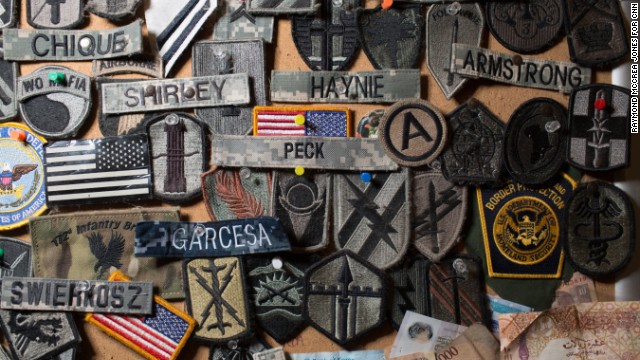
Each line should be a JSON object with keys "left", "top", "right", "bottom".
{"left": 253, "top": 106, "right": 351, "bottom": 137}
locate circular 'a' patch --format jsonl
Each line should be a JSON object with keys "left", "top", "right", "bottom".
{"left": 504, "top": 98, "right": 567, "bottom": 185}
{"left": 17, "top": 66, "right": 91, "bottom": 139}
{"left": 566, "top": 182, "right": 635, "bottom": 278}
{"left": 378, "top": 99, "right": 447, "bottom": 167}
{"left": 0, "top": 123, "right": 47, "bottom": 231}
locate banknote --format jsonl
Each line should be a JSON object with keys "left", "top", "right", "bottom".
{"left": 499, "top": 301, "right": 640, "bottom": 360}
{"left": 436, "top": 324, "right": 499, "bottom": 360}
{"left": 253, "top": 347, "right": 286, "bottom": 360}
{"left": 290, "top": 350, "right": 386, "bottom": 360}
{"left": 390, "top": 311, "right": 467, "bottom": 357}
{"left": 389, "top": 352, "right": 436, "bottom": 360}
{"left": 551, "top": 272, "right": 597, "bottom": 308}
{"left": 488, "top": 295, "right": 533, "bottom": 334}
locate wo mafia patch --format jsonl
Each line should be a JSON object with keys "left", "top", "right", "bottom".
{"left": 567, "top": 84, "right": 630, "bottom": 172}
{"left": 0, "top": 0, "right": 17, "bottom": 29}
{"left": 183, "top": 257, "right": 252, "bottom": 343}
{"left": 254, "top": 106, "right": 351, "bottom": 137}
{"left": 0, "top": 59, "right": 18, "bottom": 122}
{"left": 202, "top": 168, "right": 271, "bottom": 221}
{"left": 27, "top": 0, "right": 84, "bottom": 29}
{"left": 333, "top": 170, "right": 410, "bottom": 270}
{"left": 85, "top": 0, "right": 143, "bottom": 21}
{"left": 566, "top": 182, "right": 635, "bottom": 278}
{"left": 441, "top": 100, "right": 505, "bottom": 185}
{"left": 0, "top": 237, "right": 33, "bottom": 279}
{"left": 477, "top": 174, "right": 577, "bottom": 278}
{"left": 147, "top": 113, "right": 207, "bottom": 204}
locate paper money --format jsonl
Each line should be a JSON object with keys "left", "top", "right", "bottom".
{"left": 499, "top": 301, "right": 640, "bottom": 360}
{"left": 389, "top": 352, "right": 436, "bottom": 360}
{"left": 436, "top": 324, "right": 499, "bottom": 360}
{"left": 551, "top": 272, "right": 598, "bottom": 308}
{"left": 290, "top": 350, "right": 386, "bottom": 360}
{"left": 390, "top": 311, "right": 467, "bottom": 357}
{"left": 253, "top": 347, "right": 286, "bottom": 360}
{"left": 488, "top": 296, "right": 534, "bottom": 334}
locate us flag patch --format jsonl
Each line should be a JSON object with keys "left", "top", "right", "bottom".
{"left": 253, "top": 107, "right": 351, "bottom": 137}
{"left": 44, "top": 134, "right": 152, "bottom": 205}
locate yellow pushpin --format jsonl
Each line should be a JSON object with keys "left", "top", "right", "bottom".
{"left": 294, "top": 114, "right": 306, "bottom": 125}
{"left": 295, "top": 166, "right": 305, "bottom": 176}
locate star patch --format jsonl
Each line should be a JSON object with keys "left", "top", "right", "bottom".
{"left": 201, "top": 168, "right": 271, "bottom": 221}
{"left": 27, "top": 0, "right": 84, "bottom": 29}
{"left": 304, "top": 250, "right": 388, "bottom": 346}
{"left": 0, "top": 59, "right": 18, "bottom": 122}
{"left": 253, "top": 106, "right": 351, "bottom": 137}
{"left": 0, "top": 237, "right": 33, "bottom": 279}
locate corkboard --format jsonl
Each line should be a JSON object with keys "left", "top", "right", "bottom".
{"left": 5, "top": 0, "right": 616, "bottom": 358}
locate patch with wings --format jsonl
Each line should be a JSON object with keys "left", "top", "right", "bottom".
{"left": 88, "top": 231, "right": 125, "bottom": 278}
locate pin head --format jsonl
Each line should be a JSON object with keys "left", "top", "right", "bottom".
{"left": 594, "top": 98, "right": 607, "bottom": 110}
{"left": 381, "top": 0, "right": 393, "bottom": 9}
{"left": 9, "top": 129, "right": 26, "bottom": 142}
{"left": 0, "top": 248, "right": 4, "bottom": 259}
{"left": 295, "top": 166, "right": 305, "bottom": 176}
{"left": 48, "top": 72, "right": 65, "bottom": 84}
{"left": 294, "top": 115, "right": 306, "bottom": 125}
{"left": 360, "top": 172, "right": 372, "bottom": 183}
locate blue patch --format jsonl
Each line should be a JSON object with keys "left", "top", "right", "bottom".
{"left": 305, "top": 111, "right": 348, "bottom": 137}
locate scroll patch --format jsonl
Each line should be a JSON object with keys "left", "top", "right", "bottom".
{"left": 0, "top": 237, "right": 33, "bottom": 279}
{"left": 201, "top": 168, "right": 272, "bottom": 221}
{"left": 93, "top": 56, "right": 164, "bottom": 79}
{"left": 253, "top": 106, "right": 351, "bottom": 137}
{"left": 0, "top": 59, "right": 18, "bottom": 122}
{"left": 27, "top": 0, "right": 84, "bottom": 29}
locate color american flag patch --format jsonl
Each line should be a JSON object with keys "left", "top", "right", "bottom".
{"left": 254, "top": 107, "right": 350, "bottom": 137}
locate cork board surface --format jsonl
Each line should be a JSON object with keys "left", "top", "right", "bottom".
{"left": 5, "top": 0, "right": 617, "bottom": 358}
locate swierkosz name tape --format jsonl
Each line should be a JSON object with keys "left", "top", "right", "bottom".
{"left": 451, "top": 44, "right": 591, "bottom": 93}
{"left": 2, "top": 20, "right": 143, "bottom": 61}
{"left": 100, "top": 74, "right": 250, "bottom": 114}
{"left": 0, "top": 277, "right": 153, "bottom": 315}
{"left": 270, "top": 70, "right": 421, "bottom": 103}
{"left": 134, "top": 217, "right": 291, "bottom": 258}
{"left": 211, "top": 135, "right": 399, "bottom": 171}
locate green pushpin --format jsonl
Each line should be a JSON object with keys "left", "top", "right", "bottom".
{"left": 48, "top": 71, "right": 65, "bottom": 84}
{"left": 0, "top": 248, "right": 4, "bottom": 259}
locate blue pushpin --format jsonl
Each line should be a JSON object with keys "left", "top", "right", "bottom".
{"left": 360, "top": 172, "right": 372, "bottom": 183}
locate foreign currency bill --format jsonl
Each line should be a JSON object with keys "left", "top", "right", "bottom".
{"left": 389, "top": 352, "right": 436, "bottom": 360}
{"left": 488, "top": 295, "right": 534, "bottom": 334}
{"left": 390, "top": 311, "right": 467, "bottom": 357}
{"left": 437, "top": 324, "right": 499, "bottom": 360}
{"left": 551, "top": 272, "right": 598, "bottom": 308}
{"left": 290, "top": 350, "right": 386, "bottom": 360}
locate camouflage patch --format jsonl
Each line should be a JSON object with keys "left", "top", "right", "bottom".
{"left": 412, "top": 169, "right": 468, "bottom": 262}
{"left": 451, "top": 44, "right": 592, "bottom": 94}
{"left": 17, "top": 65, "right": 91, "bottom": 139}
{"left": 0, "top": 237, "right": 33, "bottom": 279}
{"left": 2, "top": 21, "right": 144, "bottom": 61}
{"left": 291, "top": 0, "right": 361, "bottom": 71}
{"left": 86, "top": 0, "right": 143, "bottom": 21}
{"left": 358, "top": 4, "right": 423, "bottom": 70}
{"left": 426, "top": 2, "right": 483, "bottom": 99}
{"left": 356, "top": 109, "right": 384, "bottom": 138}
{"left": 29, "top": 208, "right": 184, "bottom": 299}
{"left": 440, "top": 99, "right": 505, "bottom": 185}
{"left": 567, "top": 84, "right": 630, "bottom": 172}
{"left": 253, "top": 348, "right": 286, "bottom": 360}
{"left": 504, "top": 98, "right": 567, "bottom": 185}
{"left": 378, "top": 99, "right": 447, "bottom": 167}
{"left": 566, "top": 182, "right": 635, "bottom": 278}
{"left": 0, "top": 0, "right": 17, "bottom": 29}
{"left": 247, "top": 0, "right": 318, "bottom": 14}
{"left": 147, "top": 113, "right": 207, "bottom": 203}
{"left": 193, "top": 40, "right": 267, "bottom": 135}
{"left": 253, "top": 106, "right": 351, "bottom": 137}
{"left": 0, "top": 347, "right": 10, "bottom": 360}
{"left": 0, "top": 123, "right": 47, "bottom": 231}
{"left": 209, "top": 337, "right": 269, "bottom": 360}
{"left": 1, "top": 277, "right": 154, "bottom": 314}
{"left": 270, "top": 70, "right": 421, "bottom": 103}
{"left": 304, "top": 250, "right": 388, "bottom": 346}
{"left": 183, "top": 257, "right": 253, "bottom": 343}
{"left": 271, "top": 171, "right": 330, "bottom": 252}
{"left": 333, "top": 170, "right": 410, "bottom": 270}
{"left": 27, "top": 0, "right": 84, "bottom": 29}
{"left": 0, "top": 59, "right": 18, "bottom": 122}
{"left": 92, "top": 57, "right": 164, "bottom": 79}
{"left": 477, "top": 174, "right": 577, "bottom": 278}
{"left": 563, "top": 0, "right": 629, "bottom": 66}
{"left": 486, "top": 0, "right": 563, "bottom": 54}
{"left": 212, "top": 0, "right": 274, "bottom": 43}
{"left": 201, "top": 168, "right": 272, "bottom": 221}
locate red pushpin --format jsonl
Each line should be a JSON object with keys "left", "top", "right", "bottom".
{"left": 382, "top": 0, "right": 393, "bottom": 9}
{"left": 594, "top": 98, "right": 606, "bottom": 111}
{"left": 9, "top": 129, "right": 26, "bottom": 142}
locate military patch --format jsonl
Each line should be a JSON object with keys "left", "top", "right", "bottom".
{"left": 29, "top": 208, "right": 184, "bottom": 299}
{"left": 0, "top": 347, "right": 11, "bottom": 360}
{"left": 390, "top": 255, "right": 487, "bottom": 329}
{"left": 212, "top": 0, "right": 274, "bottom": 43}
{"left": 504, "top": 98, "right": 567, "bottom": 185}
{"left": 0, "top": 0, "right": 17, "bottom": 29}
{"left": 440, "top": 100, "right": 505, "bottom": 185}
{"left": 27, "top": 0, "right": 84, "bottom": 29}
{"left": 486, "top": 0, "right": 563, "bottom": 54}
{"left": 201, "top": 168, "right": 272, "bottom": 221}
{"left": 0, "top": 311, "right": 80, "bottom": 360}
{"left": 358, "top": 4, "right": 423, "bottom": 69}
{"left": 304, "top": 250, "right": 388, "bottom": 346}
{"left": 567, "top": 84, "right": 630, "bottom": 172}
{"left": 146, "top": 113, "right": 207, "bottom": 203}
{"left": 209, "top": 337, "right": 269, "bottom": 360}
{"left": 271, "top": 171, "right": 330, "bottom": 253}
{"left": 247, "top": 0, "right": 318, "bottom": 14}
{"left": 86, "top": 0, "right": 143, "bottom": 21}
{"left": 17, "top": 66, "right": 91, "bottom": 139}
{"left": 0, "top": 237, "right": 32, "bottom": 279}
{"left": 452, "top": 44, "right": 592, "bottom": 94}
{"left": 0, "top": 123, "right": 47, "bottom": 231}
{"left": 477, "top": 174, "right": 577, "bottom": 278}
{"left": 93, "top": 56, "right": 164, "bottom": 79}
{"left": 412, "top": 169, "right": 467, "bottom": 262}
{"left": 0, "top": 59, "right": 18, "bottom": 122}
{"left": 563, "top": 0, "right": 629, "bottom": 66}
{"left": 183, "top": 257, "right": 252, "bottom": 343}
{"left": 253, "top": 106, "right": 351, "bottom": 137}
{"left": 333, "top": 170, "right": 410, "bottom": 270}
{"left": 291, "top": 0, "right": 361, "bottom": 71}
{"left": 378, "top": 99, "right": 447, "bottom": 167}
{"left": 566, "top": 182, "right": 635, "bottom": 277}
{"left": 52, "top": 347, "right": 76, "bottom": 360}
{"left": 426, "top": 2, "right": 483, "bottom": 99}
{"left": 2, "top": 21, "right": 144, "bottom": 61}
{"left": 193, "top": 40, "right": 267, "bottom": 135}
{"left": 356, "top": 109, "right": 384, "bottom": 138}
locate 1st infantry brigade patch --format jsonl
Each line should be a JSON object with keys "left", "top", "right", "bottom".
{"left": 304, "top": 250, "right": 388, "bottom": 346}
{"left": 0, "top": 59, "right": 18, "bottom": 122}
{"left": 201, "top": 168, "right": 272, "bottom": 221}
{"left": 183, "top": 257, "right": 253, "bottom": 343}
{"left": 477, "top": 173, "right": 577, "bottom": 278}
{"left": 27, "top": 0, "right": 84, "bottom": 29}
{"left": 253, "top": 106, "right": 351, "bottom": 137}
{"left": 0, "top": 237, "right": 32, "bottom": 279}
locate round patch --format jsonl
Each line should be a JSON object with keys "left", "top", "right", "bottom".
{"left": 486, "top": 0, "right": 564, "bottom": 54}
{"left": 0, "top": 123, "right": 47, "bottom": 231}
{"left": 378, "top": 99, "right": 447, "bottom": 167}
{"left": 493, "top": 197, "right": 559, "bottom": 265}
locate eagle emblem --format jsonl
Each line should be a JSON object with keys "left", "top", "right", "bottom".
{"left": 0, "top": 163, "right": 37, "bottom": 191}
{"left": 87, "top": 231, "right": 125, "bottom": 278}
{"left": 504, "top": 209, "right": 550, "bottom": 248}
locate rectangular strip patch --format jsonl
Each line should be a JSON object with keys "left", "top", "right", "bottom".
{"left": 247, "top": 0, "right": 318, "bottom": 14}
{"left": 2, "top": 20, "right": 144, "bottom": 61}
{"left": 270, "top": 70, "right": 421, "bottom": 103}
{"left": 211, "top": 135, "right": 399, "bottom": 171}
{"left": 93, "top": 56, "right": 164, "bottom": 79}
{"left": 101, "top": 74, "right": 250, "bottom": 114}
{"left": 1, "top": 277, "right": 154, "bottom": 314}
{"left": 253, "top": 106, "right": 351, "bottom": 137}
{"left": 451, "top": 44, "right": 591, "bottom": 93}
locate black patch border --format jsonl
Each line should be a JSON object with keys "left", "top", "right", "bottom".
{"left": 0, "top": 237, "right": 33, "bottom": 280}
{"left": 26, "top": 0, "right": 85, "bottom": 29}
{"left": 0, "top": 0, "right": 18, "bottom": 29}
{"left": 0, "top": 60, "right": 19, "bottom": 122}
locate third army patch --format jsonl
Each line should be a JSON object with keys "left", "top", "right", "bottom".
{"left": 201, "top": 168, "right": 271, "bottom": 221}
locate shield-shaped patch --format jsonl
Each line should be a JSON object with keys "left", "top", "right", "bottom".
{"left": 0, "top": 59, "right": 18, "bottom": 122}
{"left": 201, "top": 168, "right": 271, "bottom": 221}
{"left": 567, "top": 84, "right": 630, "bottom": 172}
{"left": 292, "top": 0, "right": 362, "bottom": 71}
{"left": 0, "top": 237, "right": 32, "bottom": 279}
{"left": 86, "top": 0, "right": 143, "bottom": 21}
{"left": 0, "top": 0, "right": 17, "bottom": 28}
{"left": 27, "top": 0, "right": 84, "bottom": 29}
{"left": 412, "top": 169, "right": 467, "bottom": 262}
{"left": 358, "top": 4, "right": 423, "bottom": 69}
{"left": 333, "top": 169, "right": 410, "bottom": 270}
